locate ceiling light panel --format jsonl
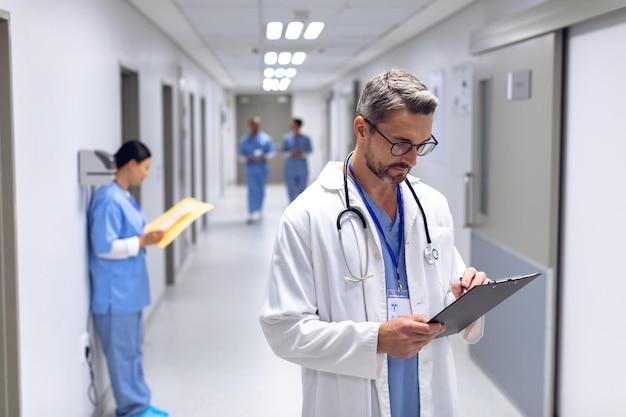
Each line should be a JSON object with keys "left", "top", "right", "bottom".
{"left": 264, "top": 52, "right": 278, "bottom": 65}
{"left": 285, "top": 22, "right": 304, "bottom": 39}
{"left": 266, "top": 22, "right": 283, "bottom": 39}
{"left": 303, "top": 22, "right": 324, "bottom": 39}
{"left": 291, "top": 52, "right": 306, "bottom": 65}
{"left": 278, "top": 52, "right": 292, "bottom": 65}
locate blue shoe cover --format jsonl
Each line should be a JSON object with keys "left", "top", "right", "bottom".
{"left": 139, "top": 405, "right": 169, "bottom": 416}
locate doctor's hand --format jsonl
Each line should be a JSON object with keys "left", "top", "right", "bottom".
{"left": 451, "top": 267, "right": 490, "bottom": 299}
{"left": 139, "top": 230, "right": 165, "bottom": 247}
{"left": 377, "top": 315, "right": 446, "bottom": 359}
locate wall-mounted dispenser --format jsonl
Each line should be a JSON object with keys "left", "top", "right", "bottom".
{"left": 78, "top": 150, "right": 115, "bottom": 186}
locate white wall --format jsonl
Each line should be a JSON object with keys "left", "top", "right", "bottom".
{"left": 0, "top": 0, "right": 231, "bottom": 415}
{"left": 560, "top": 8, "right": 626, "bottom": 415}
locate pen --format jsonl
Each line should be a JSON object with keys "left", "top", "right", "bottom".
{"left": 459, "top": 277, "right": 467, "bottom": 294}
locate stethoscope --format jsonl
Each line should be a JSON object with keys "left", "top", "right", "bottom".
{"left": 337, "top": 152, "right": 439, "bottom": 283}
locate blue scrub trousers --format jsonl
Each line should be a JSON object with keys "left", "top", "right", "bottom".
{"left": 284, "top": 157, "right": 308, "bottom": 202}
{"left": 285, "top": 174, "right": 306, "bottom": 202}
{"left": 245, "top": 162, "right": 269, "bottom": 214}
{"left": 94, "top": 312, "right": 150, "bottom": 417}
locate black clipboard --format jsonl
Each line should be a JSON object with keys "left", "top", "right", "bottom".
{"left": 428, "top": 272, "right": 542, "bottom": 338}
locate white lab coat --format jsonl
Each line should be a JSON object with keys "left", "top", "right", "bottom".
{"left": 260, "top": 162, "right": 484, "bottom": 417}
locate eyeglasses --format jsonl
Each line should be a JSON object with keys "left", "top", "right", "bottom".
{"left": 363, "top": 118, "right": 438, "bottom": 157}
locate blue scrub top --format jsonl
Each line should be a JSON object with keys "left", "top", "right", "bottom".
{"left": 281, "top": 132, "right": 312, "bottom": 177}
{"left": 360, "top": 190, "right": 420, "bottom": 417}
{"left": 88, "top": 182, "right": 150, "bottom": 314}
{"left": 239, "top": 131, "right": 274, "bottom": 168}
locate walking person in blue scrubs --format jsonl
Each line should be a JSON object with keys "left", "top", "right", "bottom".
{"left": 89, "top": 140, "right": 168, "bottom": 417}
{"left": 281, "top": 117, "right": 313, "bottom": 202}
{"left": 239, "top": 116, "right": 275, "bottom": 223}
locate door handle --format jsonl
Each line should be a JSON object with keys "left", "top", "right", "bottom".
{"left": 464, "top": 172, "right": 474, "bottom": 227}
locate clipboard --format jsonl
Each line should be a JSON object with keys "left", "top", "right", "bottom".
{"left": 428, "top": 272, "right": 541, "bottom": 338}
{"left": 144, "top": 197, "right": 214, "bottom": 248}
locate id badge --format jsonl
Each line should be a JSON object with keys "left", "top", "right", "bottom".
{"left": 387, "top": 289, "right": 412, "bottom": 319}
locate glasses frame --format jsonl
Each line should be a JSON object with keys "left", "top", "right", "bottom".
{"left": 363, "top": 118, "right": 438, "bottom": 157}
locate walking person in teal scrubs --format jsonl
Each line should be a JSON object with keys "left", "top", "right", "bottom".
{"left": 89, "top": 140, "right": 168, "bottom": 417}
{"left": 281, "top": 117, "right": 313, "bottom": 202}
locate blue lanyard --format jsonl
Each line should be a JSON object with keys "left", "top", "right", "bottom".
{"left": 348, "top": 163, "right": 405, "bottom": 291}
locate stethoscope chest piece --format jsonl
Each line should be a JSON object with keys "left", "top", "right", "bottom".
{"left": 424, "top": 244, "right": 439, "bottom": 264}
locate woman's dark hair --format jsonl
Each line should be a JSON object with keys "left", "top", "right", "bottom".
{"left": 114, "top": 140, "right": 152, "bottom": 169}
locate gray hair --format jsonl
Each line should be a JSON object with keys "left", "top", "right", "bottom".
{"left": 356, "top": 69, "right": 438, "bottom": 124}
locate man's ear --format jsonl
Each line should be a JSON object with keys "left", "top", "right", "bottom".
{"left": 353, "top": 116, "right": 367, "bottom": 140}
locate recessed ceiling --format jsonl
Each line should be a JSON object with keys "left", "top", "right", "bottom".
{"left": 128, "top": 0, "right": 475, "bottom": 93}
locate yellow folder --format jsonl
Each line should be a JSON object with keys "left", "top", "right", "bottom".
{"left": 144, "top": 197, "right": 214, "bottom": 248}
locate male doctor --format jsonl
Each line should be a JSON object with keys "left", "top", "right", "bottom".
{"left": 239, "top": 116, "right": 275, "bottom": 223}
{"left": 259, "top": 69, "right": 491, "bottom": 417}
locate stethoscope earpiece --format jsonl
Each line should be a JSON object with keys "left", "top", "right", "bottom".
{"left": 343, "top": 273, "right": 374, "bottom": 283}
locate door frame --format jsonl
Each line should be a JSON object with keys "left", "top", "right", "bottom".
{"left": 0, "top": 10, "right": 21, "bottom": 417}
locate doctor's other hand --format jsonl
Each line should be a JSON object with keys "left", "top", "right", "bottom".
{"left": 451, "top": 267, "right": 490, "bottom": 299}
{"left": 377, "top": 315, "right": 446, "bottom": 359}
{"left": 139, "top": 230, "right": 165, "bottom": 247}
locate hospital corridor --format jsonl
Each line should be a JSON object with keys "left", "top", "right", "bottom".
{"left": 2, "top": 0, "right": 626, "bottom": 416}
{"left": 99, "top": 184, "right": 525, "bottom": 417}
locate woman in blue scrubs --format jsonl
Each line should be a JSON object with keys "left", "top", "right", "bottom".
{"left": 89, "top": 140, "right": 168, "bottom": 417}
{"left": 281, "top": 118, "right": 313, "bottom": 202}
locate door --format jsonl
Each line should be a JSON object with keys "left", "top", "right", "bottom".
{"left": 162, "top": 84, "right": 176, "bottom": 285}
{"left": 120, "top": 67, "right": 142, "bottom": 203}
{"left": 0, "top": 11, "right": 20, "bottom": 417}
{"left": 235, "top": 94, "right": 292, "bottom": 185}
{"left": 468, "top": 32, "right": 563, "bottom": 417}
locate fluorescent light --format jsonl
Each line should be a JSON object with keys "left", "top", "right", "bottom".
{"left": 266, "top": 22, "right": 283, "bottom": 40}
{"left": 285, "top": 68, "right": 297, "bottom": 78}
{"left": 285, "top": 22, "right": 304, "bottom": 39}
{"left": 291, "top": 52, "right": 306, "bottom": 65}
{"left": 263, "top": 78, "right": 280, "bottom": 91}
{"left": 274, "top": 68, "right": 286, "bottom": 78}
{"left": 278, "top": 52, "right": 292, "bottom": 65}
{"left": 279, "top": 78, "right": 291, "bottom": 91}
{"left": 264, "top": 52, "right": 278, "bottom": 65}
{"left": 303, "top": 22, "right": 324, "bottom": 40}
{"left": 264, "top": 68, "right": 275, "bottom": 77}
{"left": 263, "top": 77, "right": 291, "bottom": 91}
